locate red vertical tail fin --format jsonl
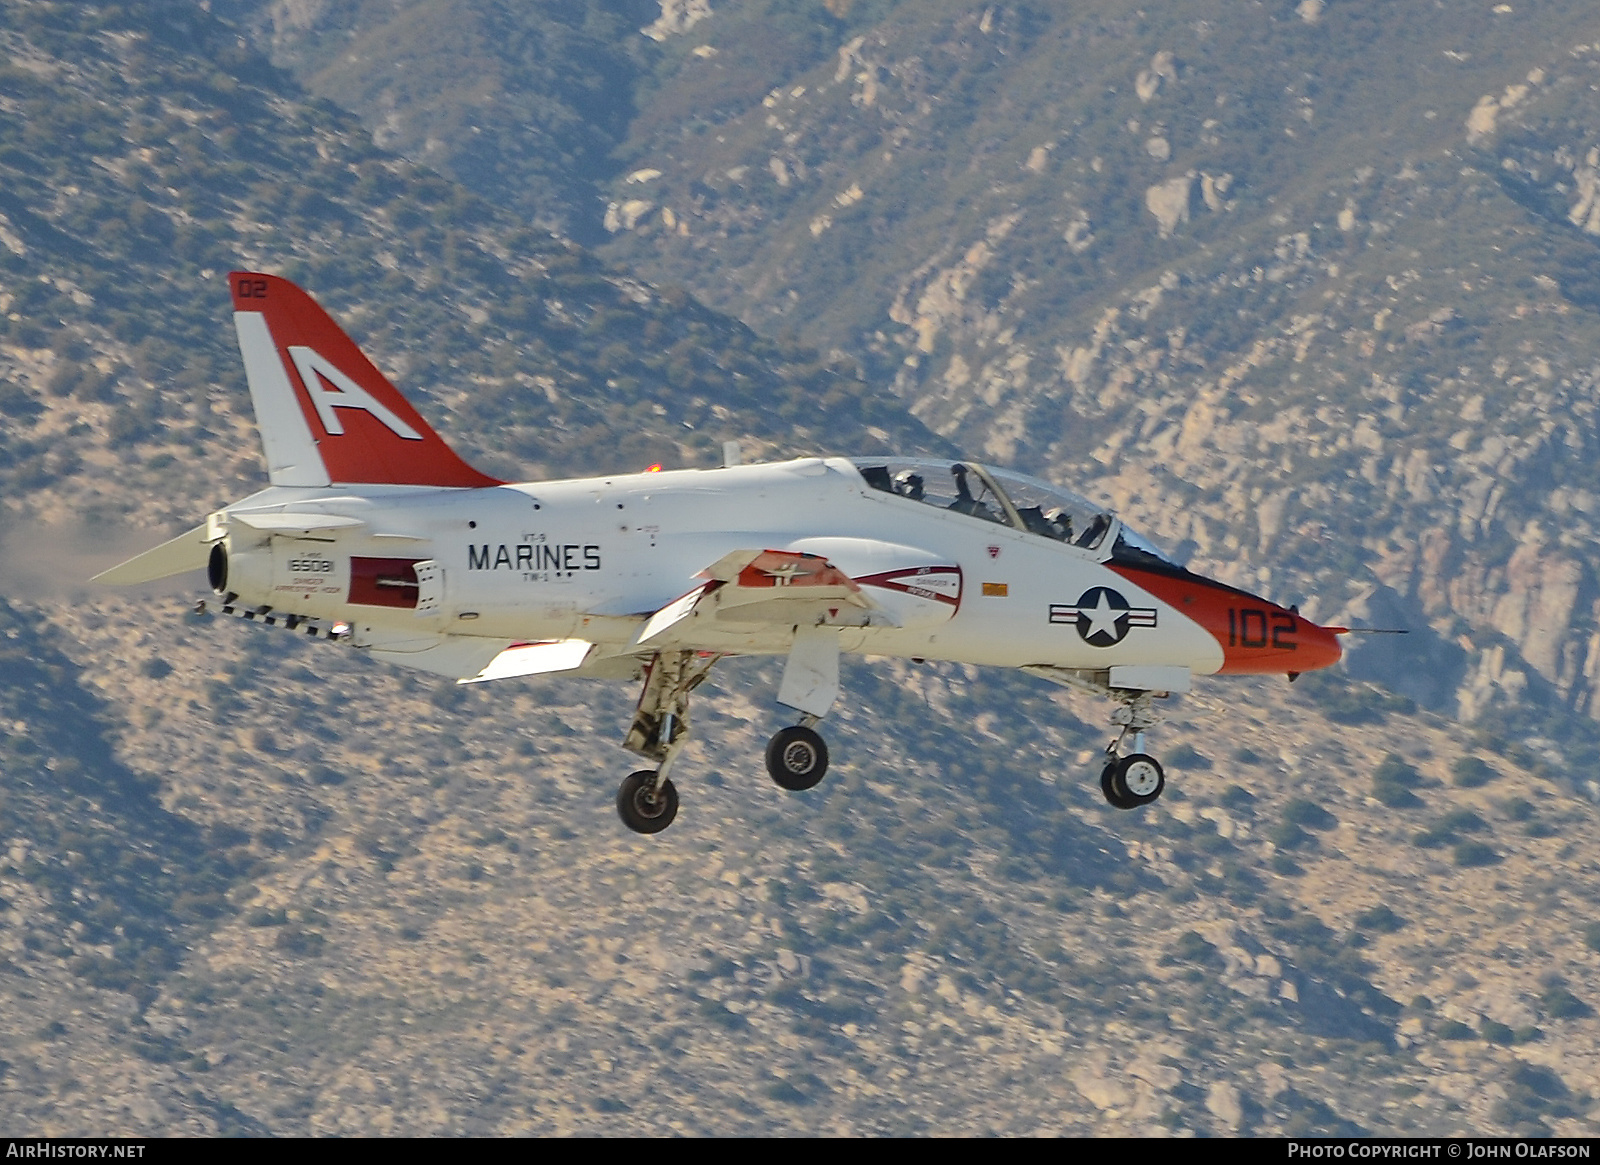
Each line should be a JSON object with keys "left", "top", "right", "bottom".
{"left": 229, "top": 272, "right": 501, "bottom": 488}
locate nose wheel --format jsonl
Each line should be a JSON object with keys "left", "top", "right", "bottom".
{"left": 1098, "top": 688, "right": 1167, "bottom": 810}
{"left": 1101, "top": 752, "right": 1165, "bottom": 809}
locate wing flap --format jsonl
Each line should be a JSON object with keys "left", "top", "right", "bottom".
{"left": 638, "top": 582, "right": 714, "bottom": 643}
{"left": 460, "top": 639, "right": 593, "bottom": 684}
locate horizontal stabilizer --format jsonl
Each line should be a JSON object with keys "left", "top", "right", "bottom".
{"left": 460, "top": 639, "right": 593, "bottom": 684}
{"left": 231, "top": 512, "right": 366, "bottom": 532}
{"left": 92, "top": 524, "right": 211, "bottom": 585}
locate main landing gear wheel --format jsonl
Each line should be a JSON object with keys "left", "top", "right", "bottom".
{"left": 1101, "top": 753, "right": 1165, "bottom": 810}
{"left": 765, "top": 725, "right": 829, "bottom": 791}
{"left": 617, "top": 769, "right": 679, "bottom": 834}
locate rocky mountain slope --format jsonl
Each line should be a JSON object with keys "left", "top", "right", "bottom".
{"left": 2, "top": 0, "right": 1600, "bottom": 1138}
{"left": 208, "top": 0, "right": 662, "bottom": 244}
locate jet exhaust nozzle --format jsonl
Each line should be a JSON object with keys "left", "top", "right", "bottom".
{"left": 208, "top": 542, "right": 229, "bottom": 594}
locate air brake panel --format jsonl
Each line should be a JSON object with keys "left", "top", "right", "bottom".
{"left": 349, "top": 556, "right": 424, "bottom": 608}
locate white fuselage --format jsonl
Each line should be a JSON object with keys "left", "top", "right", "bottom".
{"left": 216, "top": 457, "right": 1226, "bottom": 678}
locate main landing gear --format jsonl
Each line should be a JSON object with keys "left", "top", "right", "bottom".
{"left": 765, "top": 722, "right": 829, "bottom": 790}
{"left": 1099, "top": 689, "right": 1167, "bottom": 810}
{"left": 617, "top": 769, "right": 678, "bottom": 834}
{"left": 614, "top": 634, "right": 840, "bottom": 834}
{"left": 616, "top": 649, "right": 713, "bottom": 836}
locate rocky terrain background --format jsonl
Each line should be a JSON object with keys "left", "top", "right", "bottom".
{"left": 1, "top": 0, "right": 1600, "bottom": 1137}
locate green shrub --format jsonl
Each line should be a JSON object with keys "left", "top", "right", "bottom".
{"left": 1297, "top": 670, "right": 1417, "bottom": 725}
{"left": 1451, "top": 757, "right": 1497, "bottom": 788}
{"left": 1165, "top": 930, "right": 1224, "bottom": 968}
{"left": 1354, "top": 904, "right": 1406, "bottom": 933}
{"left": 1582, "top": 922, "right": 1600, "bottom": 953}
{"left": 1498, "top": 797, "right": 1534, "bottom": 823}
{"left": 1220, "top": 784, "right": 1257, "bottom": 811}
{"left": 1372, "top": 754, "right": 1423, "bottom": 808}
{"left": 1541, "top": 985, "right": 1592, "bottom": 1019}
{"left": 1491, "top": 1062, "right": 1577, "bottom": 1135}
{"left": 1283, "top": 798, "right": 1337, "bottom": 831}
{"left": 1437, "top": 808, "right": 1488, "bottom": 833}
{"left": 308, "top": 764, "right": 345, "bottom": 787}
{"left": 1166, "top": 742, "right": 1213, "bottom": 770}
{"left": 1436, "top": 1019, "right": 1476, "bottom": 1040}
{"left": 273, "top": 927, "right": 325, "bottom": 956}
{"left": 1268, "top": 814, "right": 1308, "bottom": 845}
{"left": 1452, "top": 841, "right": 1500, "bottom": 867}
{"left": 1414, "top": 808, "right": 1489, "bottom": 848}
{"left": 1481, "top": 1019, "right": 1514, "bottom": 1045}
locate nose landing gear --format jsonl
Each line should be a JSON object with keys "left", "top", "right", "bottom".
{"left": 1101, "top": 751, "right": 1165, "bottom": 809}
{"left": 1020, "top": 667, "right": 1181, "bottom": 811}
{"left": 1099, "top": 689, "right": 1167, "bottom": 810}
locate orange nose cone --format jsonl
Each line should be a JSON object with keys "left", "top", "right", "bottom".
{"left": 1215, "top": 605, "right": 1343, "bottom": 674}
{"left": 1298, "top": 620, "right": 1343, "bottom": 674}
{"left": 1106, "top": 563, "right": 1343, "bottom": 677}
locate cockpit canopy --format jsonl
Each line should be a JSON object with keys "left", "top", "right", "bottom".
{"left": 851, "top": 458, "right": 1177, "bottom": 566}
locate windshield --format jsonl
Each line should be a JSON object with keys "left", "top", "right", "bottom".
{"left": 854, "top": 459, "right": 1011, "bottom": 526}
{"left": 853, "top": 458, "right": 1174, "bottom": 562}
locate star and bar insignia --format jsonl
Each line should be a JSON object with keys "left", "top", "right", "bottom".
{"left": 1048, "top": 586, "right": 1158, "bottom": 647}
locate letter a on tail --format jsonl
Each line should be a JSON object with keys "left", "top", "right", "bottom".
{"left": 229, "top": 271, "right": 500, "bottom": 488}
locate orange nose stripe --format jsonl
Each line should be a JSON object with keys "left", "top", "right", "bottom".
{"left": 1107, "top": 564, "right": 1343, "bottom": 677}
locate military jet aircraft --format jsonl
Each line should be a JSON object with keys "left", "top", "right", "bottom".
{"left": 97, "top": 273, "right": 1344, "bottom": 833}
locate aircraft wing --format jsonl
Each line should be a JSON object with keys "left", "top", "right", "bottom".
{"left": 638, "top": 549, "right": 896, "bottom": 645}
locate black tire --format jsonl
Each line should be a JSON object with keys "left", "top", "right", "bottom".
{"left": 617, "top": 769, "right": 678, "bottom": 834}
{"left": 1107, "top": 753, "right": 1165, "bottom": 809}
{"left": 1100, "top": 760, "right": 1132, "bottom": 809}
{"left": 765, "top": 726, "right": 829, "bottom": 791}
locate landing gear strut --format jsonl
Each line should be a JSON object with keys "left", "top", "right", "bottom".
{"left": 611, "top": 627, "right": 842, "bottom": 833}
{"left": 615, "top": 650, "right": 716, "bottom": 835}
{"left": 1099, "top": 689, "right": 1167, "bottom": 810}
{"left": 1020, "top": 666, "right": 1178, "bottom": 811}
